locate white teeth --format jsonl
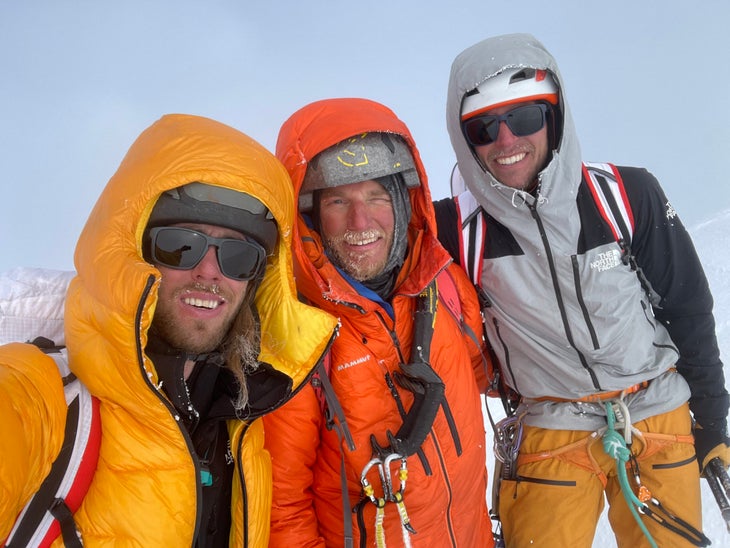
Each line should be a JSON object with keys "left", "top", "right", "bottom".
{"left": 496, "top": 152, "right": 526, "bottom": 165}
{"left": 350, "top": 236, "right": 377, "bottom": 246}
{"left": 183, "top": 297, "right": 220, "bottom": 309}
{"left": 344, "top": 230, "right": 379, "bottom": 246}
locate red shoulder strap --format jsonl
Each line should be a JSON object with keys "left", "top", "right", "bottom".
{"left": 582, "top": 162, "right": 634, "bottom": 244}
{"left": 4, "top": 347, "right": 101, "bottom": 548}
{"left": 436, "top": 268, "right": 462, "bottom": 324}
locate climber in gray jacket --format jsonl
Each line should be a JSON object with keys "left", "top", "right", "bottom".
{"left": 435, "top": 32, "right": 729, "bottom": 547}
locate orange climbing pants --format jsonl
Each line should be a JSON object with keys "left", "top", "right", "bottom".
{"left": 498, "top": 403, "right": 702, "bottom": 547}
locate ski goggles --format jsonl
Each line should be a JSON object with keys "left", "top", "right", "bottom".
{"left": 149, "top": 226, "right": 267, "bottom": 281}
{"left": 462, "top": 103, "right": 549, "bottom": 147}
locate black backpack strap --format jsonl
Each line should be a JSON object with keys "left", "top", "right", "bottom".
{"left": 454, "top": 191, "right": 486, "bottom": 287}
{"left": 312, "top": 357, "right": 355, "bottom": 548}
{"left": 371, "top": 279, "right": 451, "bottom": 458}
{"left": 49, "top": 499, "right": 83, "bottom": 548}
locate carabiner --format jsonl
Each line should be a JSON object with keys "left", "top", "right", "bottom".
{"left": 360, "top": 457, "right": 387, "bottom": 508}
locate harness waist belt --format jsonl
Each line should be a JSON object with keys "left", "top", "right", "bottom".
{"left": 534, "top": 381, "right": 649, "bottom": 403}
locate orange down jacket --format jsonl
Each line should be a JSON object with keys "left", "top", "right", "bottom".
{"left": 263, "top": 98, "right": 493, "bottom": 547}
{"left": 0, "top": 114, "right": 336, "bottom": 547}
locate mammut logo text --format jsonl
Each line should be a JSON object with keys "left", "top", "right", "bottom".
{"left": 590, "top": 249, "right": 622, "bottom": 272}
{"left": 336, "top": 354, "right": 372, "bottom": 371}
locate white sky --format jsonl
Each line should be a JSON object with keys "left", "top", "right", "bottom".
{"left": 2, "top": 0, "right": 729, "bottom": 271}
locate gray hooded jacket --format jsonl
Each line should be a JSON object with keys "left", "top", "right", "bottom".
{"left": 441, "top": 33, "right": 726, "bottom": 431}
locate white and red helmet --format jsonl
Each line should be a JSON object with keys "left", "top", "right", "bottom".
{"left": 461, "top": 67, "right": 559, "bottom": 121}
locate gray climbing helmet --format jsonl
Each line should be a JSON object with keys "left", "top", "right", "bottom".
{"left": 299, "top": 132, "right": 419, "bottom": 212}
{"left": 147, "top": 182, "right": 277, "bottom": 254}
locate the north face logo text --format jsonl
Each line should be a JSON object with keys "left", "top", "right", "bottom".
{"left": 590, "top": 249, "right": 622, "bottom": 272}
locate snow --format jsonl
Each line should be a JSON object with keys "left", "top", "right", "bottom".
{"left": 686, "top": 210, "right": 730, "bottom": 547}
{"left": 0, "top": 267, "right": 74, "bottom": 346}
{"left": 1, "top": 210, "right": 729, "bottom": 546}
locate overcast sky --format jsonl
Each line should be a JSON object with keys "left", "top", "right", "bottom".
{"left": 2, "top": 0, "right": 728, "bottom": 272}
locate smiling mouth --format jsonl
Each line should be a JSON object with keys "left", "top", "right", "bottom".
{"left": 343, "top": 230, "right": 381, "bottom": 246}
{"left": 183, "top": 296, "right": 222, "bottom": 310}
{"left": 496, "top": 152, "right": 527, "bottom": 166}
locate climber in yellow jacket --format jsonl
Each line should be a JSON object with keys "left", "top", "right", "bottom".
{"left": 0, "top": 113, "right": 336, "bottom": 547}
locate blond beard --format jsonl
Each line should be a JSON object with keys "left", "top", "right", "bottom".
{"left": 323, "top": 229, "right": 392, "bottom": 281}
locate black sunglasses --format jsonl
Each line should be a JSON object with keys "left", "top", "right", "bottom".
{"left": 462, "top": 103, "right": 549, "bottom": 147}
{"left": 149, "top": 227, "right": 267, "bottom": 281}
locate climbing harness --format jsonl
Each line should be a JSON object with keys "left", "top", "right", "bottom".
{"left": 370, "top": 280, "right": 448, "bottom": 459}
{"left": 360, "top": 454, "right": 416, "bottom": 548}
{"left": 318, "top": 271, "right": 471, "bottom": 547}
{"left": 357, "top": 278, "right": 452, "bottom": 547}
{"left": 602, "top": 400, "right": 710, "bottom": 547}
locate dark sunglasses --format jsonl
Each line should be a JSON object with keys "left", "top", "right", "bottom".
{"left": 149, "top": 227, "right": 267, "bottom": 281}
{"left": 462, "top": 103, "right": 549, "bottom": 147}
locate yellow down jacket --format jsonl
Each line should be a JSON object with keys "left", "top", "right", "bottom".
{"left": 0, "top": 114, "right": 336, "bottom": 546}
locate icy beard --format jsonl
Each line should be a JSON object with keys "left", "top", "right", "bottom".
{"left": 323, "top": 228, "right": 394, "bottom": 282}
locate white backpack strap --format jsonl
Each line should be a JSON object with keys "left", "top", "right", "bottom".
{"left": 582, "top": 162, "right": 634, "bottom": 245}
{"left": 454, "top": 189, "right": 486, "bottom": 286}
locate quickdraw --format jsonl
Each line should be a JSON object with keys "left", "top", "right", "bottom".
{"left": 360, "top": 454, "right": 416, "bottom": 548}
{"left": 628, "top": 455, "right": 710, "bottom": 546}
{"left": 602, "top": 400, "right": 710, "bottom": 547}
{"left": 493, "top": 413, "right": 525, "bottom": 481}
{"left": 490, "top": 413, "right": 524, "bottom": 548}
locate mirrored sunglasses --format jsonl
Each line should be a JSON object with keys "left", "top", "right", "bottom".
{"left": 149, "top": 226, "right": 267, "bottom": 281}
{"left": 462, "top": 103, "right": 549, "bottom": 147}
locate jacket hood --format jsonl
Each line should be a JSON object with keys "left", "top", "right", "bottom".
{"left": 446, "top": 33, "right": 583, "bottom": 215}
{"left": 276, "top": 98, "right": 450, "bottom": 302}
{"left": 65, "top": 113, "right": 336, "bottom": 409}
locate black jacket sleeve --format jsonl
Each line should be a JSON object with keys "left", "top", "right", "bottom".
{"left": 433, "top": 197, "right": 461, "bottom": 265}
{"left": 620, "top": 166, "right": 728, "bottom": 432}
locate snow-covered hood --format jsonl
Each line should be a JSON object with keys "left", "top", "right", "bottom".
{"left": 446, "top": 33, "right": 583, "bottom": 216}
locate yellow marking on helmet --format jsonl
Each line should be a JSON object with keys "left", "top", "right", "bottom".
{"left": 337, "top": 150, "right": 369, "bottom": 167}
{"left": 334, "top": 133, "right": 372, "bottom": 167}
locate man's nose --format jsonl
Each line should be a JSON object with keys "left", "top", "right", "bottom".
{"left": 494, "top": 120, "right": 519, "bottom": 145}
{"left": 192, "top": 245, "right": 222, "bottom": 280}
{"left": 347, "top": 201, "right": 371, "bottom": 230}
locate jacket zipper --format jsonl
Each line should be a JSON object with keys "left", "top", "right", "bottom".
{"left": 570, "top": 255, "right": 600, "bottom": 350}
{"left": 430, "top": 434, "right": 457, "bottom": 546}
{"left": 134, "top": 274, "right": 204, "bottom": 544}
{"left": 235, "top": 422, "right": 251, "bottom": 547}
{"left": 491, "top": 317, "right": 520, "bottom": 394}
{"left": 529, "top": 205, "right": 602, "bottom": 391}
